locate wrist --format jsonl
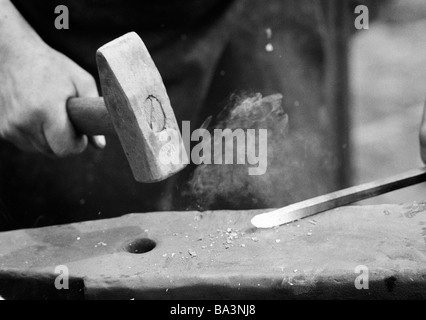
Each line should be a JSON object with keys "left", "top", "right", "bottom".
{"left": 0, "top": 0, "right": 45, "bottom": 52}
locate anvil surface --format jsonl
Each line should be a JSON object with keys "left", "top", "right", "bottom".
{"left": 1, "top": 203, "right": 426, "bottom": 299}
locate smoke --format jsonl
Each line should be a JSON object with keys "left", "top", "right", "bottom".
{"left": 176, "top": 93, "right": 339, "bottom": 211}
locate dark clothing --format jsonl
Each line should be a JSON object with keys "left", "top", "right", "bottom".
{"left": 1, "top": 0, "right": 345, "bottom": 229}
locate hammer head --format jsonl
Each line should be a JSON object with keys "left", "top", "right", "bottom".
{"left": 96, "top": 32, "right": 187, "bottom": 183}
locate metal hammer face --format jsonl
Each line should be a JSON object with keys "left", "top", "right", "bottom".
{"left": 67, "top": 32, "right": 187, "bottom": 183}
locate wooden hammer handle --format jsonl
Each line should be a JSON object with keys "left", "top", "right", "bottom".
{"left": 67, "top": 97, "right": 115, "bottom": 136}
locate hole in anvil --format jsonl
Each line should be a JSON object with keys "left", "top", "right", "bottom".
{"left": 124, "top": 238, "right": 156, "bottom": 254}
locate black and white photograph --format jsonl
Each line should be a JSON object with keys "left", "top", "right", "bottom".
{"left": 0, "top": 0, "right": 425, "bottom": 303}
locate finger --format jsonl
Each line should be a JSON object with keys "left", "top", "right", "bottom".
{"left": 88, "top": 135, "right": 106, "bottom": 149}
{"left": 43, "top": 105, "right": 88, "bottom": 157}
{"left": 1, "top": 112, "right": 54, "bottom": 155}
{"left": 4, "top": 129, "right": 40, "bottom": 154}
{"left": 17, "top": 126, "right": 55, "bottom": 156}
{"left": 7, "top": 135, "right": 38, "bottom": 153}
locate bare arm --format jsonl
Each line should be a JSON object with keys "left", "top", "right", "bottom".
{"left": 0, "top": 0, "right": 105, "bottom": 156}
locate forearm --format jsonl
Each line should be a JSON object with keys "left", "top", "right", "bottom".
{"left": 0, "top": 0, "right": 44, "bottom": 53}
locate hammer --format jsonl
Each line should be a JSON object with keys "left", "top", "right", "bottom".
{"left": 65, "top": 32, "right": 187, "bottom": 183}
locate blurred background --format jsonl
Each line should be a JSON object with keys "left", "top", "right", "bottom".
{"left": 352, "top": 0, "right": 426, "bottom": 204}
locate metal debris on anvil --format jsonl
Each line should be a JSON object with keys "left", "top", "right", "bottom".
{"left": 173, "top": 223, "right": 253, "bottom": 252}
{"left": 203, "top": 227, "right": 246, "bottom": 250}
{"left": 94, "top": 241, "right": 107, "bottom": 248}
